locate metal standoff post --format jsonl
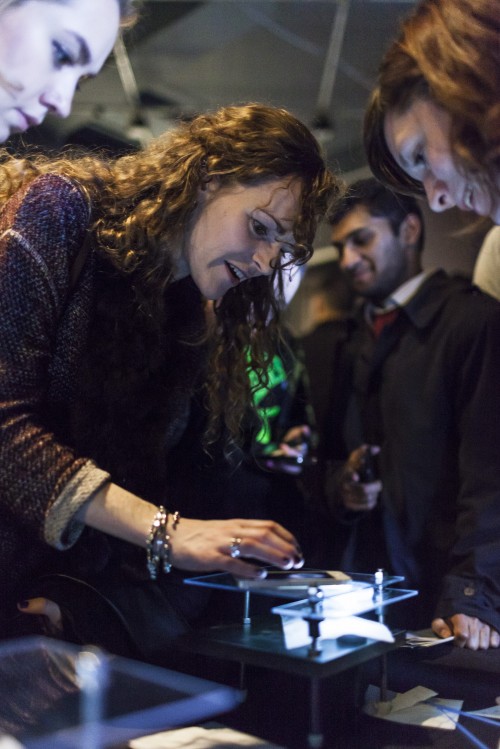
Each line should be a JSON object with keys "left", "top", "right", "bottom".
{"left": 373, "top": 568, "right": 388, "bottom": 702}
{"left": 305, "top": 586, "right": 325, "bottom": 657}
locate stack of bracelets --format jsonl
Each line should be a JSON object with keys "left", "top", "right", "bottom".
{"left": 146, "top": 507, "right": 180, "bottom": 580}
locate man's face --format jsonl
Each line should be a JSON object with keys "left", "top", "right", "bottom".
{"left": 331, "top": 205, "right": 409, "bottom": 301}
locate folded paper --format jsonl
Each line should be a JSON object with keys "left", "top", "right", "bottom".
{"left": 280, "top": 614, "right": 394, "bottom": 650}
{"left": 364, "top": 684, "right": 463, "bottom": 730}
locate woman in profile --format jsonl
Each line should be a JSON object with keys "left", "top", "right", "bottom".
{"left": 364, "top": 0, "right": 499, "bottom": 225}
{"left": 0, "top": 102, "right": 338, "bottom": 661}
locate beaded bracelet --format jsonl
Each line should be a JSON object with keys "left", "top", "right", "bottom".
{"left": 146, "top": 506, "right": 168, "bottom": 580}
{"left": 163, "top": 510, "right": 180, "bottom": 573}
{"left": 146, "top": 506, "right": 180, "bottom": 579}
{"left": 170, "top": 510, "right": 180, "bottom": 531}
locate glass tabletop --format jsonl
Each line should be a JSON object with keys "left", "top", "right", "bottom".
{"left": 272, "top": 586, "right": 418, "bottom": 620}
{"left": 184, "top": 569, "right": 406, "bottom": 601}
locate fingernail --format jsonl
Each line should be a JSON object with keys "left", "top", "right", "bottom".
{"left": 18, "top": 601, "right": 29, "bottom": 609}
{"left": 254, "top": 568, "right": 267, "bottom": 579}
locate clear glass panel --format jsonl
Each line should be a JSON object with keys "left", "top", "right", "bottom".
{"left": 271, "top": 586, "right": 418, "bottom": 621}
{"left": 184, "top": 569, "right": 405, "bottom": 601}
{"left": 0, "top": 637, "right": 240, "bottom": 749}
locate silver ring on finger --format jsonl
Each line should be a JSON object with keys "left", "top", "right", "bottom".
{"left": 229, "top": 537, "right": 242, "bottom": 558}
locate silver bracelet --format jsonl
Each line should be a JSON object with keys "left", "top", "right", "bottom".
{"left": 162, "top": 510, "right": 180, "bottom": 574}
{"left": 170, "top": 510, "right": 180, "bottom": 531}
{"left": 146, "top": 506, "right": 168, "bottom": 580}
{"left": 146, "top": 507, "right": 180, "bottom": 579}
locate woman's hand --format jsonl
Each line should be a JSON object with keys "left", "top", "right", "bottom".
{"left": 16, "top": 518, "right": 304, "bottom": 629}
{"left": 80, "top": 483, "right": 304, "bottom": 578}
{"left": 169, "top": 517, "right": 304, "bottom": 578}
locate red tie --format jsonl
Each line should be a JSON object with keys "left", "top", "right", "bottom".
{"left": 372, "top": 307, "right": 400, "bottom": 338}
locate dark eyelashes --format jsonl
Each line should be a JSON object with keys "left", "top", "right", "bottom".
{"left": 251, "top": 218, "right": 269, "bottom": 237}
{"left": 251, "top": 217, "right": 298, "bottom": 258}
{"left": 351, "top": 232, "right": 370, "bottom": 247}
{"left": 333, "top": 234, "right": 370, "bottom": 253}
{"left": 413, "top": 150, "right": 426, "bottom": 167}
{"left": 52, "top": 40, "right": 73, "bottom": 68}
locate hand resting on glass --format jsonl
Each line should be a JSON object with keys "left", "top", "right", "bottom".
{"left": 18, "top": 482, "right": 304, "bottom": 631}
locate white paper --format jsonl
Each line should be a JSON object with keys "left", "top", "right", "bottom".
{"left": 363, "top": 684, "right": 463, "bottom": 730}
{"left": 389, "top": 685, "right": 438, "bottom": 712}
{"left": 129, "top": 726, "right": 285, "bottom": 748}
{"left": 280, "top": 614, "right": 394, "bottom": 650}
{"left": 405, "top": 630, "right": 455, "bottom": 648}
{"left": 466, "top": 705, "right": 500, "bottom": 721}
{"left": 321, "top": 584, "right": 375, "bottom": 610}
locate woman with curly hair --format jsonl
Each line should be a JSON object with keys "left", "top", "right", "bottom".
{"left": 364, "top": 0, "right": 500, "bottom": 225}
{"left": 0, "top": 0, "right": 137, "bottom": 142}
{"left": 0, "top": 102, "right": 338, "bottom": 659}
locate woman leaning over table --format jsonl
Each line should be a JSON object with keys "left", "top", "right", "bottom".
{"left": 0, "top": 102, "right": 339, "bottom": 662}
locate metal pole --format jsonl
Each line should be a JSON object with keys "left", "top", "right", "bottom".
{"left": 315, "top": 0, "right": 351, "bottom": 116}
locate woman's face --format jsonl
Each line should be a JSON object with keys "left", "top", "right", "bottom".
{"left": 0, "top": 0, "right": 120, "bottom": 142}
{"left": 384, "top": 97, "right": 500, "bottom": 225}
{"left": 181, "top": 177, "right": 303, "bottom": 301}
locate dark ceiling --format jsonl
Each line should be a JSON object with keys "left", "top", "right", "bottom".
{"left": 14, "top": 0, "right": 418, "bottom": 178}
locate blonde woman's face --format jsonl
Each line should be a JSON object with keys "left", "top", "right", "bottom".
{"left": 0, "top": 0, "right": 120, "bottom": 142}
{"left": 384, "top": 97, "right": 500, "bottom": 225}
{"left": 182, "top": 177, "right": 303, "bottom": 301}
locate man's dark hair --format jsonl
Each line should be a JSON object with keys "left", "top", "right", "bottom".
{"left": 328, "top": 177, "right": 425, "bottom": 252}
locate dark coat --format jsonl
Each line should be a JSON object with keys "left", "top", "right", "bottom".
{"left": 331, "top": 271, "right": 500, "bottom": 631}
{"left": 300, "top": 318, "right": 354, "bottom": 464}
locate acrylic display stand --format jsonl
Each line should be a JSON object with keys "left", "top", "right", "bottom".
{"left": 185, "top": 570, "right": 416, "bottom": 632}
{"left": 183, "top": 570, "right": 418, "bottom": 748}
{"left": 0, "top": 636, "right": 240, "bottom": 749}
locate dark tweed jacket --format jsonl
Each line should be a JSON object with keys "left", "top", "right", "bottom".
{"left": 0, "top": 174, "right": 205, "bottom": 616}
